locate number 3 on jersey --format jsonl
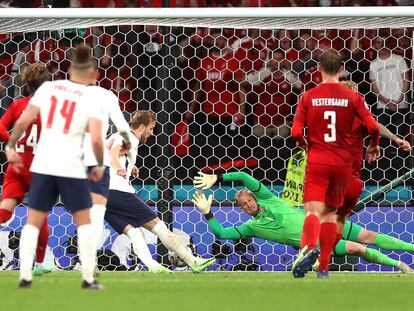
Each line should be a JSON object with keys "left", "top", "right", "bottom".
{"left": 324, "top": 111, "right": 336, "bottom": 142}
{"left": 46, "top": 95, "right": 76, "bottom": 134}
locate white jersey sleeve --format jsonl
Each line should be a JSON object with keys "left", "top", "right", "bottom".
{"left": 83, "top": 86, "right": 131, "bottom": 167}
{"left": 107, "top": 133, "right": 139, "bottom": 193}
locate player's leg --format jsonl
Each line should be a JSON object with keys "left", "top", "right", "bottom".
{"left": 105, "top": 190, "right": 171, "bottom": 272}
{"left": 19, "top": 173, "right": 58, "bottom": 288}
{"left": 317, "top": 205, "right": 338, "bottom": 277}
{"left": 143, "top": 217, "right": 215, "bottom": 272}
{"left": 88, "top": 166, "right": 110, "bottom": 251}
{"left": 292, "top": 164, "right": 328, "bottom": 278}
{"left": 0, "top": 166, "right": 26, "bottom": 223}
{"left": 353, "top": 224, "right": 414, "bottom": 252}
{"left": 123, "top": 225, "right": 171, "bottom": 273}
{"left": 316, "top": 166, "right": 351, "bottom": 277}
{"left": 32, "top": 217, "right": 53, "bottom": 276}
{"left": 335, "top": 240, "right": 412, "bottom": 273}
{"left": 58, "top": 176, "right": 102, "bottom": 289}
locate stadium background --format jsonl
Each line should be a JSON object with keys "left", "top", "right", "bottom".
{"left": 0, "top": 0, "right": 412, "bottom": 272}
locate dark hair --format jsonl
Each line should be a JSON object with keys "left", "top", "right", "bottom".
{"left": 71, "top": 45, "right": 96, "bottom": 70}
{"left": 22, "top": 63, "right": 49, "bottom": 94}
{"left": 130, "top": 111, "right": 156, "bottom": 129}
{"left": 320, "top": 49, "right": 343, "bottom": 76}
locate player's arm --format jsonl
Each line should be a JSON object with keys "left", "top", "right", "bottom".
{"left": 108, "top": 95, "right": 131, "bottom": 145}
{"left": 6, "top": 104, "right": 40, "bottom": 172}
{"left": 0, "top": 101, "right": 17, "bottom": 142}
{"left": 291, "top": 95, "right": 308, "bottom": 149}
{"left": 353, "top": 95, "right": 380, "bottom": 162}
{"left": 193, "top": 171, "right": 274, "bottom": 200}
{"left": 379, "top": 124, "right": 411, "bottom": 152}
{"left": 88, "top": 117, "right": 105, "bottom": 182}
{"left": 192, "top": 191, "right": 254, "bottom": 239}
{"left": 109, "top": 135, "right": 127, "bottom": 178}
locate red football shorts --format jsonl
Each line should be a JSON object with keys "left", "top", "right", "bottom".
{"left": 1, "top": 164, "right": 32, "bottom": 203}
{"left": 303, "top": 163, "right": 352, "bottom": 208}
{"left": 337, "top": 177, "right": 363, "bottom": 216}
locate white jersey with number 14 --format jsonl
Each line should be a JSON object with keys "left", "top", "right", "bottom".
{"left": 29, "top": 80, "right": 103, "bottom": 179}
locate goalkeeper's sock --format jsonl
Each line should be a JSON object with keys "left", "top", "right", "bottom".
{"left": 20, "top": 224, "right": 39, "bottom": 282}
{"left": 151, "top": 221, "right": 196, "bottom": 266}
{"left": 363, "top": 247, "right": 399, "bottom": 268}
{"left": 77, "top": 224, "right": 96, "bottom": 284}
{"left": 318, "top": 222, "right": 337, "bottom": 272}
{"left": 90, "top": 204, "right": 106, "bottom": 250}
{"left": 127, "top": 227, "right": 160, "bottom": 269}
{"left": 300, "top": 214, "right": 320, "bottom": 250}
{"left": 0, "top": 209, "right": 12, "bottom": 224}
{"left": 374, "top": 233, "right": 414, "bottom": 252}
{"left": 35, "top": 219, "right": 49, "bottom": 265}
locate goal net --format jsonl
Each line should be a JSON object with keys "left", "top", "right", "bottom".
{"left": 0, "top": 7, "right": 412, "bottom": 272}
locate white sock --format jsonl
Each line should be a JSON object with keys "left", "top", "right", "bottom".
{"left": 90, "top": 204, "right": 106, "bottom": 250}
{"left": 127, "top": 227, "right": 159, "bottom": 269}
{"left": 19, "top": 224, "right": 39, "bottom": 282}
{"left": 150, "top": 221, "right": 196, "bottom": 266}
{"left": 77, "top": 224, "right": 96, "bottom": 284}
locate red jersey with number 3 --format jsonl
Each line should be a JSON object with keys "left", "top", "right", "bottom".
{"left": 0, "top": 96, "right": 40, "bottom": 169}
{"left": 292, "top": 83, "right": 374, "bottom": 167}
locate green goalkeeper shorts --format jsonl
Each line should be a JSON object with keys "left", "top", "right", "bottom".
{"left": 342, "top": 221, "right": 363, "bottom": 242}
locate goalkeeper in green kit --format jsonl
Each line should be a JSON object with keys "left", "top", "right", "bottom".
{"left": 192, "top": 171, "right": 414, "bottom": 272}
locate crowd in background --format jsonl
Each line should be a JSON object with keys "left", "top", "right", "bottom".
{"left": 0, "top": 0, "right": 412, "bottom": 186}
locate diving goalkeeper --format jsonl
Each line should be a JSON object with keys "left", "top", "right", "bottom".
{"left": 192, "top": 171, "right": 414, "bottom": 272}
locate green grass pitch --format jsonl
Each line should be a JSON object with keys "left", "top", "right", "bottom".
{"left": 1, "top": 271, "right": 413, "bottom": 311}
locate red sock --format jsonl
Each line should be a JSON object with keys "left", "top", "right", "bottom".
{"left": 0, "top": 209, "right": 12, "bottom": 224}
{"left": 35, "top": 219, "right": 49, "bottom": 264}
{"left": 335, "top": 232, "right": 342, "bottom": 246}
{"left": 300, "top": 214, "right": 321, "bottom": 250}
{"left": 318, "top": 222, "right": 338, "bottom": 272}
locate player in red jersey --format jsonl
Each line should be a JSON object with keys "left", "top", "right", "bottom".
{"left": 0, "top": 64, "right": 51, "bottom": 276}
{"left": 335, "top": 80, "right": 411, "bottom": 238}
{"left": 291, "top": 49, "right": 381, "bottom": 278}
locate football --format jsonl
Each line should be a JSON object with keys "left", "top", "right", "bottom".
{"left": 167, "top": 244, "right": 196, "bottom": 268}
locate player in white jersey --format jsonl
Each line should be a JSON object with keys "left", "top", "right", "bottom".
{"left": 6, "top": 46, "right": 105, "bottom": 289}
{"left": 82, "top": 85, "right": 131, "bottom": 254}
{"left": 105, "top": 111, "right": 216, "bottom": 273}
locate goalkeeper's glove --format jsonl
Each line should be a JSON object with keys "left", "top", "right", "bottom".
{"left": 193, "top": 171, "right": 217, "bottom": 190}
{"left": 191, "top": 191, "right": 213, "bottom": 215}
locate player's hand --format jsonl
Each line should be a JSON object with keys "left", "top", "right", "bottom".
{"left": 6, "top": 146, "right": 23, "bottom": 174}
{"left": 116, "top": 168, "right": 127, "bottom": 178}
{"left": 366, "top": 144, "right": 381, "bottom": 164}
{"left": 395, "top": 138, "right": 412, "bottom": 152}
{"left": 193, "top": 171, "right": 217, "bottom": 190}
{"left": 191, "top": 191, "right": 213, "bottom": 215}
{"left": 131, "top": 165, "right": 139, "bottom": 178}
{"left": 89, "top": 166, "right": 105, "bottom": 182}
{"left": 296, "top": 137, "right": 308, "bottom": 151}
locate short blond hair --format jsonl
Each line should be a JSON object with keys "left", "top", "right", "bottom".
{"left": 340, "top": 80, "right": 358, "bottom": 92}
{"left": 22, "top": 63, "right": 49, "bottom": 94}
{"left": 235, "top": 189, "right": 253, "bottom": 205}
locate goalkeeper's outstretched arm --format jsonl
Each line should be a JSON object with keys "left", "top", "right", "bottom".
{"left": 192, "top": 191, "right": 254, "bottom": 240}
{"left": 193, "top": 171, "right": 274, "bottom": 200}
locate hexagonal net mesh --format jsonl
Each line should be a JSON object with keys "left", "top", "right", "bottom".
{"left": 0, "top": 9, "right": 413, "bottom": 272}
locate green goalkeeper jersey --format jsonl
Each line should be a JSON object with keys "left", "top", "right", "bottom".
{"left": 208, "top": 172, "right": 304, "bottom": 248}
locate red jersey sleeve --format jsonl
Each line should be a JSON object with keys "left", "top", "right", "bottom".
{"left": 0, "top": 101, "right": 18, "bottom": 142}
{"left": 291, "top": 94, "right": 307, "bottom": 142}
{"left": 352, "top": 94, "right": 380, "bottom": 147}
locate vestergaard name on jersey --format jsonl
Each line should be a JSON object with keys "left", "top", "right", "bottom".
{"left": 311, "top": 98, "right": 349, "bottom": 107}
